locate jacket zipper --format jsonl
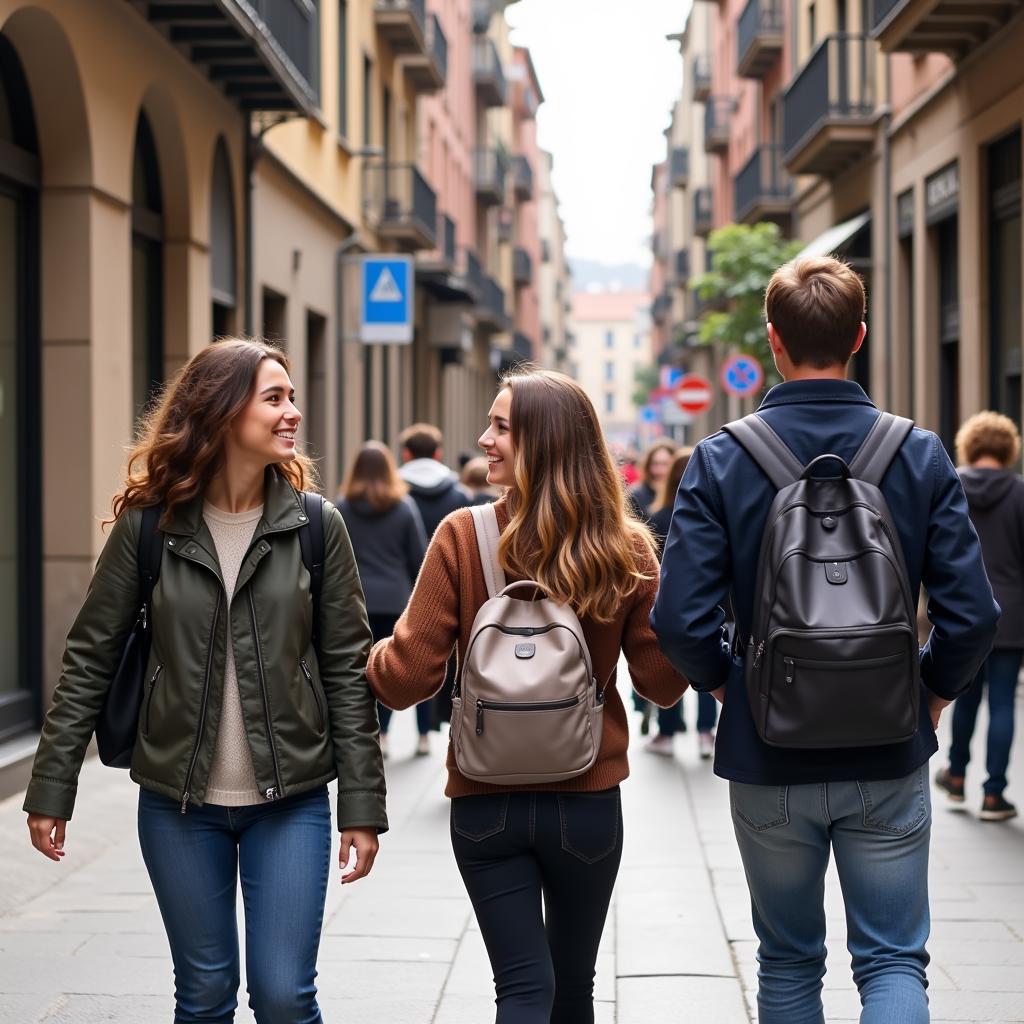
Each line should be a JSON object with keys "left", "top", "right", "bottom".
{"left": 143, "top": 664, "right": 163, "bottom": 735}
{"left": 475, "top": 695, "right": 581, "bottom": 736}
{"left": 249, "top": 588, "right": 283, "bottom": 800}
{"left": 300, "top": 658, "right": 325, "bottom": 733}
{"left": 181, "top": 595, "right": 221, "bottom": 814}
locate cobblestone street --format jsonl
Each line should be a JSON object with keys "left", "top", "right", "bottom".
{"left": 2, "top": 684, "right": 1023, "bottom": 1023}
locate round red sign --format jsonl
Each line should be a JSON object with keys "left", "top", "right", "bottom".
{"left": 674, "top": 373, "right": 714, "bottom": 415}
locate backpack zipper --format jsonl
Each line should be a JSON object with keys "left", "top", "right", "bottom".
{"left": 475, "top": 695, "right": 581, "bottom": 735}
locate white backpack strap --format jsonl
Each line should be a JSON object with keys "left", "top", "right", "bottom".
{"left": 470, "top": 503, "right": 506, "bottom": 599}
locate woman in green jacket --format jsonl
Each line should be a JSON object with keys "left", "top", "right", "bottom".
{"left": 24, "top": 339, "right": 387, "bottom": 1023}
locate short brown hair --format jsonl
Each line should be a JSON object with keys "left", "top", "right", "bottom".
{"left": 955, "top": 411, "right": 1021, "bottom": 467}
{"left": 341, "top": 441, "right": 408, "bottom": 512}
{"left": 398, "top": 422, "right": 443, "bottom": 460}
{"left": 765, "top": 256, "right": 866, "bottom": 368}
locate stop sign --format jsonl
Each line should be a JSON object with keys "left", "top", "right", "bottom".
{"left": 674, "top": 373, "right": 714, "bottom": 415}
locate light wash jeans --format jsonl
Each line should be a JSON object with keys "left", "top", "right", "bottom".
{"left": 730, "top": 765, "right": 932, "bottom": 1024}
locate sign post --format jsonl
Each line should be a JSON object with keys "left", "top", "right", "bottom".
{"left": 360, "top": 255, "right": 414, "bottom": 344}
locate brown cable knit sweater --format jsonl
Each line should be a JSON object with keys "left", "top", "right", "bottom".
{"left": 367, "top": 498, "right": 688, "bottom": 797}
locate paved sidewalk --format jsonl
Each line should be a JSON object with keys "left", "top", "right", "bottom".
{"left": 2, "top": 686, "right": 1023, "bottom": 1023}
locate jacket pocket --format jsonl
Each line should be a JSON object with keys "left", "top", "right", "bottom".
{"left": 558, "top": 788, "right": 621, "bottom": 864}
{"left": 730, "top": 782, "right": 790, "bottom": 832}
{"left": 856, "top": 766, "right": 930, "bottom": 836}
{"left": 300, "top": 658, "right": 325, "bottom": 735}
{"left": 451, "top": 793, "right": 510, "bottom": 842}
{"left": 142, "top": 664, "right": 163, "bottom": 738}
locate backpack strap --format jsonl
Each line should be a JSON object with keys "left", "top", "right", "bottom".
{"left": 469, "top": 503, "right": 506, "bottom": 600}
{"left": 848, "top": 412, "right": 914, "bottom": 486}
{"left": 722, "top": 414, "right": 804, "bottom": 490}
{"left": 298, "top": 491, "right": 329, "bottom": 655}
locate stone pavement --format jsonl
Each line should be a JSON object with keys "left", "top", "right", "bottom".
{"left": 1, "top": 685, "right": 1023, "bottom": 1023}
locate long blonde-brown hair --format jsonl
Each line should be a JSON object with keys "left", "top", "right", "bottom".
{"left": 498, "top": 369, "right": 656, "bottom": 623}
{"left": 111, "top": 338, "right": 316, "bottom": 526}
{"left": 341, "top": 441, "right": 408, "bottom": 512}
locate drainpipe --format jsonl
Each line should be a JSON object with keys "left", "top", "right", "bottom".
{"left": 335, "top": 233, "right": 367, "bottom": 483}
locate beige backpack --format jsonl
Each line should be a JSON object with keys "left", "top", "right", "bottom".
{"left": 450, "top": 504, "right": 605, "bottom": 785}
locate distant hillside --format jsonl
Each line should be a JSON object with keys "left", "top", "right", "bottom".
{"left": 570, "top": 259, "right": 648, "bottom": 292}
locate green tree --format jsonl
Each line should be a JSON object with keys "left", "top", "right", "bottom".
{"left": 633, "top": 364, "right": 660, "bottom": 409}
{"left": 691, "top": 222, "right": 801, "bottom": 380}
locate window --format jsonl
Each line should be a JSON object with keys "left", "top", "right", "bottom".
{"left": 633, "top": 334, "right": 641, "bottom": 349}
{"left": 605, "top": 360, "right": 614, "bottom": 381}
{"left": 362, "top": 56, "right": 372, "bottom": 148}
{"left": 808, "top": 3, "right": 816, "bottom": 47}
{"left": 262, "top": 288, "right": 287, "bottom": 346}
{"left": 605, "top": 393, "right": 615, "bottom": 415}
{"left": 605, "top": 330, "right": 614, "bottom": 348}
{"left": 337, "top": 1, "right": 347, "bottom": 138}
{"left": 306, "top": 310, "right": 327, "bottom": 472}
{"left": 210, "top": 138, "right": 237, "bottom": 336}
{"left": 936, "top": 217, "right": 960, "bottom": 455}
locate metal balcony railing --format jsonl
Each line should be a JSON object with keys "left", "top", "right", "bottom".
{"left": 693, "top": 186, "right": 713, "bottom": 236}
{"left": 512, "top": 155, "right": 534, "bottom": 200}
{"left": 675, "top": 249, "right": 690, "bottom": 284}
{"left": 461, "top": 247, "right": 483, "bottom": 300}
{"left": 872, "top": 0, "right": 905, "bottom": 24}
{"left": 704, "top": 97, "right": 733, "bottom": 153}
{"left": 474, "top": 147, "right": 507, "bottom": 206}
{"left": 651, "top": 290, "right": 672, "bottom": 323}
{"left": 670, "top": 147, "right": 690, "bottom": 189}
{"left": 374, "top": 0, "right": 427, "bottom": 55}
{"left": 692, "top": 54, "right": 712, "bottom": 102}
{"left": 430, "top": 15, "right": 448, "bottom": 81}
{"left": 541, "top": 238, "right": 552, "bottom": 263}
{"left": 733, "top": 144, "right": 793, "bottom": 223}
{"left": 473, "top": 37, "right": 506, "bottom": 107}
{"left": 363, "top": 162, "right": 437, "bottom": 249}
{"left": 441, "top": 214, "right": 456, "bottom": 267}
{"left": 479, "top": 274, "right": 507, "bottom": 326}
{"left": 870, "top": 0, "right": 1022, "bottom": 57}
{"left": 402, "top": 12, "right": 447, "bottom": 92}
{"left": 783, "top": 34, "right": 876, "bottom": 173}
{"left": 737, "top": 0, "right": 785, "bottom": 78}
{"left": 513, "top": 246, "right": 533, "bottom": 286}
{"left": 471, "top": 0, "right": 493, "bottom": 34}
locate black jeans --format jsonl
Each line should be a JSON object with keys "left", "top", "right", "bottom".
{"left": 450, "top": 788, "right": 623, "bottom": 1024}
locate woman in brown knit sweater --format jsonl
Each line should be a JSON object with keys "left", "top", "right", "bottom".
{"left": 368, "top": 369, "right": 687, "bottom": 1023}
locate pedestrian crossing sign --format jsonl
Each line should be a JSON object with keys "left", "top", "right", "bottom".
{"left": 361, "top": 255, "right": 413, "bottom": 343}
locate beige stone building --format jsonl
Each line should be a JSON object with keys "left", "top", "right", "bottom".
{"left": 536, "top": 148, "right": 571, "bottom": 373}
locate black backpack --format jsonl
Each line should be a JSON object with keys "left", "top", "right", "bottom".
{"left": 723, "top": 411, "right": 919, "bottom": 749}
{"left": 97, "top": 492, "right": 329, "bottom": 768}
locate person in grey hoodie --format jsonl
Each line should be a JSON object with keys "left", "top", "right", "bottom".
{"left": 338, "top": 442, "right": 428, "bottom": 757}
{"left": 935, "top": 412, "right": 1023, "bottom": 821}
{"left": 397, "top": 423, "right": 474, "bottom": 537}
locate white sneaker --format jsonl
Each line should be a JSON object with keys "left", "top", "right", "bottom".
{"left": 645, "top": 734, "right": 674, "bottom": 757}
{"left": 416, "top": 734, "right": 430, "bottom": 757}
{"left": 379, "top": 733, "right": 389, "bottom": 759}
{"left": 699, "top": 731, "right": 715, "bottom": 760}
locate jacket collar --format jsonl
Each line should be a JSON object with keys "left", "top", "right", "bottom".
{"left": 162, "top": 467, "right": 307, "bottom": 538}
{"left": 757, "top": 378, "right": 876, "bottom": 410}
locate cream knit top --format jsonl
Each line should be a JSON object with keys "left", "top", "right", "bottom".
{"left": 203, "top": 501, "right": 264, "bottom": 806}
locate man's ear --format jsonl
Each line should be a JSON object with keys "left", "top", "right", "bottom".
{"left": 766, "top": 322, "right": 784, "bottom": 356}
{"left": 401, "top": 447, "right": 412, "bottom": 463}
{"left": 850, "top": 322, "right": 867, "bottom": 355}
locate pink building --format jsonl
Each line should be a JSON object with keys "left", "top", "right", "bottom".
{"left": 649, "top": 160, "right": 671, "bottom": 357}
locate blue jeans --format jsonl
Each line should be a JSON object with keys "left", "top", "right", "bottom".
{"left": 730, "top": 767, "right": 931, "bottom": 1024}
{"left": 138, "top": 785, "right": 332, "bottom": 1024}
{"left": 658, "top": 691, "right": 718, "bottom": 737}
{"left": 369, "top": 611, "right": 433, "bottom": 735}
{"left": 949, "top": 648, "right": 1022, "bottom": 795}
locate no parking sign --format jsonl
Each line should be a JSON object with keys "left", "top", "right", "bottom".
{"left": 721, "top": 354, "right": 764, "bottom": 397}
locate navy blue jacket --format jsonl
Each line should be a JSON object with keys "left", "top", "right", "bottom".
{"left": 651, "top": 379, "right": 1000, "bottom": 785}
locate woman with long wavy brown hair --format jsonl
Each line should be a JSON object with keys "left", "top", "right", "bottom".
{"left": 368, "top": 368, "right": 687, "bottom": 1023}
{"left": 24, "top": 338, "right": 387, "bottom": 1023}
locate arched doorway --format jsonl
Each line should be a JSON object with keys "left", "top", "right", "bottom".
{"left": 210, "top": 138, "right": 237, "bottom": 336}
{"left": 0, "top": 33, "right": 40, "bottom": 739}
{"left": 132, "top": 110, "right": 164, "bottom": 419}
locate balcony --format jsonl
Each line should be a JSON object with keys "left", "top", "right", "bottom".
{"left": 137, "top": 0, "right": 319, "bottom": 113}
{"left": 674, "top": 249, "right": 691, "bottom": 286}
{"left": 512, "top": 156, "right": 534, "bottom": 200}
{"left": 871, "top": 0, "right": 1024, "bottom": 58}
{"left": 363, "top": 163, "right": 437, "bottom": 251}
{"left": 513, "top": 246, "right": 533, "bottom": 287}
{"left": 418, "top": 212, "right": 457, "bottom": 275}
{"left": 459, "top": 246, "right": 483, "bottom": 303}
{"left": 473, "top": 37, "right": 507, "bottom": 107}
{"left": 651, "top": 290, "right": 672, "bottom": 324}
{"left": 783, "top": 34, "right": 877, "bottom": 177}
{"left": 738, "top": 0, "right": 785, "bottom": 78}
{"left": 476, "top": 274, "right": 510, "bottom": 332}
{"left": 670, "top": 147, "right": 690, "bottom": 190}
{"left": 402, "top": 13, "right": 447, "bottom": 93}
{"left": 734, "top": 145, "right": 793, "bottom": 225}
{"left": 474, "top": 147, "right": 507, "bottom": 207}
{"left": 471, "top": 0, "right": 494, "bottom": 34}
{"left": 693, "top": 186, "right": 713, "bottom": 237}
{"left": 374, "top": 0, "right": 427, "bottom": 56}
{"left": 704, "top": 98, "right": 733, "bottom": 154}
{"left": 492, "top": 331, "right": 533, "bottom": 373}
{"left": 692, "top": 54, "right": 712, "bottom": 102}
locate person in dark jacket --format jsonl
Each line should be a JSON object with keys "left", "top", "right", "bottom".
{"left": 652, "top": 257, "right": 999, "bottom": 1023}
{"left": 627, "top": 439, "right": 676, "bottom": 524}
{"left": 338, "top": 442, "right": 428, "bottom": 757}
{"left": 934, "top": 412, "right": 1024, "bottom": 821}
{"left": 398, "top": 422, "right": 474, "bottom": 536}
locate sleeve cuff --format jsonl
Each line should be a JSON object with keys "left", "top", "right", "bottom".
{"left": 23, "top": 777, "right": 78, "bottom": 821}
{"left": 336, "top": 789, "right": 389, "bottom": 835}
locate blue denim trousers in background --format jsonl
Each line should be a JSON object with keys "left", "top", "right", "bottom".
{"left": 137, "top": 785, "right": 332, "bottom": 1024}
{"left": 730, "top": 766, "right": 931, "bottom": 1024}
{"left": 657, "top": 690, "right": 718, "bottom": 737}
{"left": 949, "top": 648, "right": 1023, "bottom": 795}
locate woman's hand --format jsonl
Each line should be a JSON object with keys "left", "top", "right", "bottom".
{"left": 711, "top": 685, "right": 726, "bottom": 705}
{"left": 27, "top": 815, "right": 67, "bottom": 862}
{"left": 928, "top": 693, "right": 952, "bottom": 731}
{"left": 339, "top": 827, "right": 379, "bottom": 884}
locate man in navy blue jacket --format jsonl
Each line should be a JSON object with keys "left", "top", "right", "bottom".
{"left": 652, "top": 256, "right": 999, "bottom": 1024}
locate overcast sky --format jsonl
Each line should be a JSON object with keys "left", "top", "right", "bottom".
{"left": 506, "top": 0, "right": 692, "bottom": 270}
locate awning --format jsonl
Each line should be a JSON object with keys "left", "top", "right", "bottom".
{"left": 797, "top": 212, "right": 871, "bottom": 259}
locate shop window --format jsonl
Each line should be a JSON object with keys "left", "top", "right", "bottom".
{"left": 936, "top": 217, "right": 959, "bottom": 456}
{"left": 306, "top": 310, "right": 327, "bottom": 472}
{"left": 210, "top": 138, "right": 237, "bottom": 336}
{"left": 262, "top": 288, "right": 287, "bottom": 346}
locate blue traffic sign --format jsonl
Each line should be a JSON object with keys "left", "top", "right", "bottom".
{"left": 721, "top": 354, "right": 764, "bottom": 397}
{"left": 361, "top": 256, "right": 413, "bottom": 343}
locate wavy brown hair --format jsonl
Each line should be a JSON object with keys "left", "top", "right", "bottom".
{"left": 341, "top": 441, "right": 408, "bottom": 512}
{"left": 498, "top": 369, "right": 656, "bottom": 623}
{"left": 111, "top": 338, "right": 316, "bottom": 526}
